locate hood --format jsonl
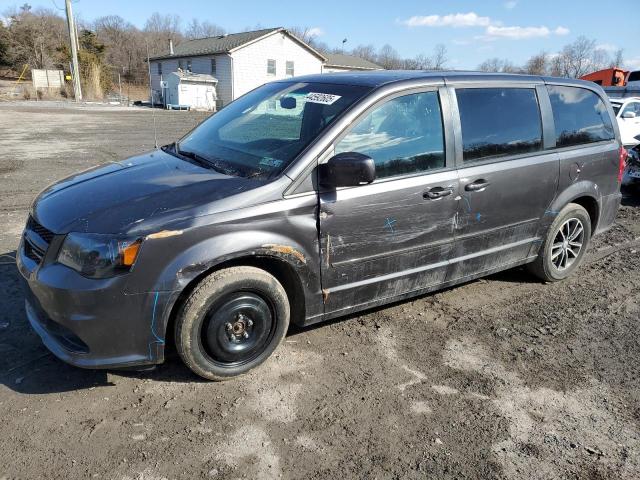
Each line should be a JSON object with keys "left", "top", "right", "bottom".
{"left": 33, "top": 150, "right": 264, "bottom": 234}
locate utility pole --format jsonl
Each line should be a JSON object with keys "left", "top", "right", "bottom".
{"left": 64, "top": 0, "right": 82, "bottom": 101}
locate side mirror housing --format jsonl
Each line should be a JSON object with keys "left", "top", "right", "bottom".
{"left": 318, "top": 152, "right": 376, "bottom": 188}
{"left": 622, "top": 110, "right": 636, "bottom": 119}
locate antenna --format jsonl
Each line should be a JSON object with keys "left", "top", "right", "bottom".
{"left": 146, "top": 42, "right": 159, "bottom": 149}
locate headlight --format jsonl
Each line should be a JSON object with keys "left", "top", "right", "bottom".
{"left": 57, "top": 233, "right": 143, "bottom": 279}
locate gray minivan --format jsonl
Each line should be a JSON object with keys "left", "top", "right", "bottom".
{"left": 18, "top": 71, "right": 624, "bottom": 380}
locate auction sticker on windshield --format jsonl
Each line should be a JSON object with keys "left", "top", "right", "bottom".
{"left": 306, "top": 93, "right": 342, "bottom": 105}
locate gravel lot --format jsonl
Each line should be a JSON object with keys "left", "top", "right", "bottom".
{"left": 1, "top": 102, "right": 639, "bottom": 480}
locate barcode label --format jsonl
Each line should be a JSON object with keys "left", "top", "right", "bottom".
{"left": 305, "top": 93, "right": 342, "bottom": 105}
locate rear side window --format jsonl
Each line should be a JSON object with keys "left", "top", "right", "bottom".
{"left": 456, "top": 88, "right": 542, "bottom": 163}
{"left": 547, "top": 85, "right": 614, "bottom": 147}
{"left": 335, "top": 91, "right": 445, "bottom": 179}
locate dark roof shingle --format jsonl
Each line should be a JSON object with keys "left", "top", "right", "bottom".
{"left": 324, "top": 53, "right": 381, "bottom": 70}
{"left": 150, "top": 28, "right": 283, "bottom": 60}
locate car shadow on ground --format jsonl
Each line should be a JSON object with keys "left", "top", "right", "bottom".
{"left": 0, "top": 249, "right": 204, "bottom": 394}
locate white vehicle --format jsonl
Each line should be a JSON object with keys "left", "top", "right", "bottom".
{"left": 610, "top": 97, "right": 640, "bottom": 147}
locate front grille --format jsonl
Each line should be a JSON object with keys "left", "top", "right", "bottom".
{"left": 24, "top": 238, "right": 46, "bottom": 263}
{"left": 23, "top": 216, "right": 56, "bottom": 265}
{"left": 27, "top": 216, "right": 55, "bottom": 243}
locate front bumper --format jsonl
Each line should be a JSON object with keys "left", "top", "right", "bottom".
{"left": 17, "top": 237, "right": 164, "bottom": 369}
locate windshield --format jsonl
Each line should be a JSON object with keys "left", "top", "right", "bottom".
{"left": 177, "top": 81, "right": 371, "bottom": 179}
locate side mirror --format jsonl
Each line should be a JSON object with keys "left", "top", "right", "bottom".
{"left": 318, "top": 152, "right": 376, "bottom": 188}
{"left": 622, "top": 110, "right": 636, "bottom": 119}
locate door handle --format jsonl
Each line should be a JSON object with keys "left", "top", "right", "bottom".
{"left": 465, "top": 179, "right": 490, "bottom": 192}
{"left": 423, "top": 186, "right": 453, "bottom": 200}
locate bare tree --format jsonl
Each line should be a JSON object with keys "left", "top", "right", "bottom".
{"left": 184, "top": 19, "right": 225, "bottom": 40}
{"left": 3, "top": 5, "right": 67, "bottom": 69}
{"left": 351, "top": 44, "right": 377, "bottom": 63}
{"left": 430, "top": 44, "right": 448, "bottom": 70}
{"left": 94, "top": 15, "right": 147, "bottom": 82}
{"left": 144, "top": 12, "right": 182, "bottom": 55}
{"left": 402, "top": 45, "right": 448, "bottom": 71}
{"left": 477, "top": 57, "right": 519, "bottom": 73}
{"left": 288, "top": 26, "right": 329, "bottom": 53}
{"left": 549, "top": 54, "right": 563, "bottom": 77}
{"left": 377, "top": 44, "right": 401, "bottom": 69}
{"left": 477, "top": 58, "right": 502, "bottom": 72}
{"left": 609, "top": 48, "right": 624, "bottom": 68}
{"left": 558, "top": 36, "right": 596, "bottom": 77}
{"left": 525, "top": 51, "right": 548, "bottom": 75}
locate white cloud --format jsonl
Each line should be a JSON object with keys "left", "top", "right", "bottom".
{"left": 504, "top": 1, "right": 518, "bottom": 9}
{"left": 306, "top": 27, "right": 324, "bottom": 38}
{"left": 402, "top": 12, "right": 491, "bottom": 28}
{"left": 625, "top": 58, "right": 640, "bottom": 70}
{"left": 596, "top": 43, "right": 618, "bottom": 52}
{"left": 485, "top": 25, "right": 551, "bottom": 39}
{"left": 478, "top": 24, "right": 570, "bottom": 41}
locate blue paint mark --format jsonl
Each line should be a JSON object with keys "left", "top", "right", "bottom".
{"left": 545, "top": 209, "right": 559, "bottom": 216}
{"left": 384, "top": 217, "right": 397, "bottom": 233}
{"left": 148, "top": 291, "right": 165, "bottom": 360}
{"left": 462, "top": 196, "right": 472, "bottom": 213}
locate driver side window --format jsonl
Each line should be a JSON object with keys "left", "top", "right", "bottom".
{"left": 335, "top": 91, "right": 445, "bottom": 179}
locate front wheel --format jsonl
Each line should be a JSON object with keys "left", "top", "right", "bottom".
{"left": 174, "top": 266, "right": 290, "bottom": 381}
{"left": 527, "top": 203, "right": 592, "bottom": 282}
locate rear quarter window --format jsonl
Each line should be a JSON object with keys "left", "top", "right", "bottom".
{"left": 547, "top": 85, "right": 615, "bottom": 148}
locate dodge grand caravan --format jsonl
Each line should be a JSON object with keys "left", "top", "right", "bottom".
{"left": 18, "top": 71, "right": 624, "bottom": 380}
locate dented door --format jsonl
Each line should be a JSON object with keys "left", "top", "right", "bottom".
{"left": 318, "top": 89, "right": 458, "bottom": 317}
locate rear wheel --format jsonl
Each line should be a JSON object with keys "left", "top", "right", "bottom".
{"left": 528, "top": 203, "right": 591, "bottom": 282}
{"left": 175, "top": 266, "right": 290, "bottom": 381}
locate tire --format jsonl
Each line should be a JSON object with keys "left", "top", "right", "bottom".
{"left": 174, "top": 266, "right": 290, "bottom": 381}
{"left": 527, "top": 203, "right": 592, "bottom": 282}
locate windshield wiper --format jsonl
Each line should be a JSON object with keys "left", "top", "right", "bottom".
{"left": 174, "top": 144, "right": 227, "bottom": 174}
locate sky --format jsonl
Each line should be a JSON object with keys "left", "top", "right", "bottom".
{"left": 12, "top": 0, "right": 640, "bottom": 71}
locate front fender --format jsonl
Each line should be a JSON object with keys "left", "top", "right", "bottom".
{"left": 124, "top": 225, "right": 322, "bottom": 355}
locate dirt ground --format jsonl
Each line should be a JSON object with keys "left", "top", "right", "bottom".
{"left": 0, "top": 103, "right": 639, "bottom": 480}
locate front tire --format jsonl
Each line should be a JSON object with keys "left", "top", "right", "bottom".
{"left": 528, "top": 203, "right": 592, "bottom": 282}
{"left": 175, "top": 266, "right": 290, "bottom": 381}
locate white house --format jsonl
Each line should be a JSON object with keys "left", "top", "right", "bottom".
{"left": 149, "top": 28, "right": 326, "bottom": 108}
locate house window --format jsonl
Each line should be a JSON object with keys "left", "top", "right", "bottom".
{"left": 178, "top": 59, "right": 184, "bottom": 70}
{"left": 157, "top": 62, "right": 162, "bottom": 75}
{"left": 186, "top": 59, "right": 192, "bottom": 72}
{"left": 267, "top": 59, "right": 276, "bottom": 75}
{"left": 211, "top": 58, "right": 217, "bottom": 75}
{"left": 286, "top": 61, "right": 294, "bottom": 76}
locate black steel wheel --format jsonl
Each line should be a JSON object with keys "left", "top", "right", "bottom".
{"left": 201, "top": 292, "right": 275, "bottom": 366}
{"left": 175, "top": 266, "right": 290, "bottom": 381}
